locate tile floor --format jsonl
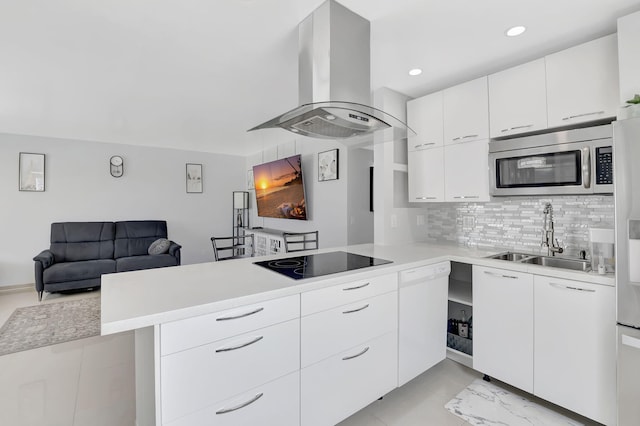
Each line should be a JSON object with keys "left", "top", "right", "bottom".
{"left": 0, "top": 288, "right": 600, "bottom": 426}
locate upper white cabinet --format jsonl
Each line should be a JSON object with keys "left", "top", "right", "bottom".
{"left": 407, "top": 91, "right": 444, "bottom": 151}
{"left": 407, "top": 148, "right": 445, "bottom": 202}
{"left": 443, "top": 76, "right": 489, "bottom": 144}
{"left": 618, "top": 11, "right": 640, "bottom": 106}
{"left": 546, "top": 34, "right": 619, "bottom": 128}
{"left": 488, "top": 58, "right": 548, "bottom": 138}
{"left": 473, "top": 266, "right": 534, "bottom": 393}
{"left": 534, "top": 275, "right": 616, "bottom": 426}
{"left": 443, "top": 139, "right": 490, "bottom": 202}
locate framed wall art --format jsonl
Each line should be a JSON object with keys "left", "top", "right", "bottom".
{"left": 19, "top": 152, "right": 45, "bottom": 192}
{"left": 318, "top": 149, "right": 339, "bottom": 181}
{"left": 186, "top": 163, "right": 203, "bottom": 193}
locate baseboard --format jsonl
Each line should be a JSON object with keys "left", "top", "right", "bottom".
{"left": 0, "top": 283, "right": 34, "bottom": 295}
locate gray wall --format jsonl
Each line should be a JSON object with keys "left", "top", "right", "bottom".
{"left": 347, "top": 148, "right": 374, "bottom": 245}
{"left": 423, "top": 195, "right": 614, "bottom": 257}
{"left": 0, "top": 133, "right": 245, "bottom": 287}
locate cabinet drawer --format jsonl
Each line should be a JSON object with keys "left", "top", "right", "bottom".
{"left": 301, "top": 291, "right": 398, "bottom": 367}
{"left": 161, "top": 319, "right": 300, "bottom": 424}
{"left": 301, "top": 331, "right": 398, "bottom": 426}
{"left": 302, "top": 273, "right": 397, "bottom": 316}
{"left": 164, "top": 371, "right": 300, "bottom": 426}
{"left": 161, "top": 294, "right": 299, "bottom": 355}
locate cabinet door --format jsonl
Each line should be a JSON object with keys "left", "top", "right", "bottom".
{"left": 472, "top": 266, "right": 533, "bottom": 393}
{"left": 398, "top": 274, "right": 448, "bottom": 386}
{"left": 407, "top": 91, "right": 444, "bottom": 151}
{"left": 618, "top": 11, "right": 640, "bottom": 107}
{"left": 407, "top": 147, "right": 445, "bottom": 202}
{"left": 489, "top": 58, "right": 547, "bottom": 138}
{"left": 443, "top": 76, "right": 489, "bottom": 144}
{"left": 444, "top": 140, "right": 489, "bottom": 202}
{"left": 301, "top": 331, "right": 397, "bottom": 426}
{"left": 546, "top": 34, "right": 619, "bottom": 128}
{"left": 534, "top": 276, "right": 615, "bottom": 425}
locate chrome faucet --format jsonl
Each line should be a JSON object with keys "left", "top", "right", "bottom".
{"left": 541, "top": 202, "right": 564, "bottom": 256}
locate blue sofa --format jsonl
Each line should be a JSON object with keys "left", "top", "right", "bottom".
{"left": 33, "top": 221, "right": 181, "bottom": 301}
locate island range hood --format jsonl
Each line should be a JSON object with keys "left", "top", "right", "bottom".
{"left": 248, "top": 0, "right": 414, "bottom": 143}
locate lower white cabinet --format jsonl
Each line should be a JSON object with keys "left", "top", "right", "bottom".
{"left": 301, "top": 331, "right": 398, "bottom": 426}
{"left": 533, "top": 275, "right": 616, "bottom": 425}
{"left": 472, "top": 266, "right": 534, "bottom": 393}
{"left": 165, "top": 371, "right": 300, "bottom": 426}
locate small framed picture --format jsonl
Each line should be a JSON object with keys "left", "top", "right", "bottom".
{"left": 318, "top": 149, "right": 339, "bottom": 181}
{"left": 247, "top": 169, "right": 255, "bottom": 190}
{"left": 19, "top": 153, "right": 45, "bottom": 192}
{"left": 186, "top": 163, "right": 203, "bottom": 193}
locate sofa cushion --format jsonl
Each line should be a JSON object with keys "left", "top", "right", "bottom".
{"left": 43, "top": 259, "right": 116, "bottom": 284}
{"left": 116, "top": 254, "right": 178, "bottom": 273}
{"left": 115, "top": 221, "right": 168, "bottom": 258}
{"left": 148, "top": 238, "right": 170, "bottom": 255}
{"left": 50, "top": 222, "right": 115, "bottom": 262}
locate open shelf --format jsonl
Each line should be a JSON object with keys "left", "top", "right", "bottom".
{"left": 448, "top": 279, "right": 472, "bottom": 306}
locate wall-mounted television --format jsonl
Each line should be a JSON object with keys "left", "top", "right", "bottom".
{"left": 253, "top": 154, "right": 307, "bottom": 220}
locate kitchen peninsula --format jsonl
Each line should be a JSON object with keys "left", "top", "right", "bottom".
{"left": 101, "top": 242, "right": 615, "bottom": 426}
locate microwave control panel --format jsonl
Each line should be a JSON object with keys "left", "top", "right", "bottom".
{"left": 595, "top": 146, "right": 613, "bottom": 185}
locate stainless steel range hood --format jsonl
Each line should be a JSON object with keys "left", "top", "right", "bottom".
{"left": 248, "top": 0, "right": 414, "bottom": 143}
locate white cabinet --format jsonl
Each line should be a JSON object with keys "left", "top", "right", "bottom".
{"left": 618, "top": 11, "right": 640, "bottom": 107}
{"left": 443, "top": 139, "right": 490, "bottom": 202}
{"left": 407, "top": 91, "right": 444, "bottom": 151}
{"left": 158, "top": 295, "right": 301, "bottom": 426}
{"left": 407, "top": 147, "right": 445, "bottom": 202}
{"left": 488, "top": 58, "right": 548, "bottom": 138}
{"left": 533, "top": 276, "right": 616, "bottom": 425}
{"left": 546, "top": 34, "right": 619, "bottom": 128}
{"left": 472, "top": 266, "right": 534, "bottom": 393}
{"left": 300, "top": 273, "right": 398, "bottom": 426}
{"left": 398, "top": 263, "right": 450, "bottom": 386}
{"left": 443, "top": 76, "right": 489, "bottom": 144}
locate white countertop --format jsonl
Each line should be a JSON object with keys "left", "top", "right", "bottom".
{"left": 100, "top": 242, "right": 615, "bottom": 335}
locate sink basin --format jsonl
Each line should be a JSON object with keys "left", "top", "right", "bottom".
{"left": 521, "top": 256, "right": 591, "bottom": 272}
{"left": 487, "top": 252, "right": 536, "bottom": 261}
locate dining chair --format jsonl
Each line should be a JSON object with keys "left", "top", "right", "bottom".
{"left": 211, "top": 234, "right": 255, "bottom": 261}
{"left": 282, "top": 231, "right": 319, "bottom": 253}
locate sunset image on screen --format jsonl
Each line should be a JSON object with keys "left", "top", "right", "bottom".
{"left": 253, "top": 155, "right": 306, "bottom": 220}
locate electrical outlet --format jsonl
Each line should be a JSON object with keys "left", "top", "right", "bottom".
{"left": 417, "top": 215, "right": 425, "bottom": 226}
{"left": 463, "top": 216, "right": 475, "bottom": 229}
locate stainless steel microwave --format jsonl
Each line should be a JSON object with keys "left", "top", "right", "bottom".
{"left": 489, "top": 124, "right": 613, "bottom": 196}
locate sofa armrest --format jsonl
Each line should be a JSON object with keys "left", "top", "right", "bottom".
{"left": 33, "top": 250, "right": 55, "bottom": 269}
{"left": 168, "top": 241, "right": 182, "bottom": 264}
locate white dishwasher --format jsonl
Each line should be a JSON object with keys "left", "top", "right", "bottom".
{"left": 398, "top": 261, "right": 451, "bottom": 386}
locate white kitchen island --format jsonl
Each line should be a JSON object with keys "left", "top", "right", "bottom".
{"left": 101, "top": 243, "right": 615, "bottom": 426}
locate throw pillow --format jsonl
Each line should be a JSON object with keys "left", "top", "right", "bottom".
{"left": 148, "top": 238, "right": 170, "bottom": 255}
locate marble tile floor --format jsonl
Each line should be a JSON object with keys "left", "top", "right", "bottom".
{"left": 0, "top": 288, "right": 600, "bottom": 426}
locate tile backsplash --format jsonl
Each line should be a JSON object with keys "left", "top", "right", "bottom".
{"left": 424, "top": 195, "right": 614, "bottom": 257}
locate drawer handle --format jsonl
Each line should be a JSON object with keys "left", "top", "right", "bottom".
{"left": 215, "top": 336, "right": 263, "bottom": 353}
{"left": 416, "top": 196, "right": 437, "bottom": 200}
{"left": 562, "top": 111, "right": 605, "bottom": 121}
{"left": 216, "top": 307, "right": 264, "bottom": 321}
{"left": 483, "top": 270, "right": 518, "bottom": 279}
{"left": 343, "top": 304, "right": 370, "bottom": 314}
{"left": 549, "top": 282, "right": 595, "bottom": 293}
{"left": 414, "top": 142, "right": 436, "bottom": 149}
{"left": 216, "top": 392, "right": 264, "bottom": 415}
{"left": 342, "top": 346, "right": 370, "bottom": 361}
{"left": 452, "top": 134, "right": 479, "bottom": 141}
{"left": 453, "top": 195, "right": 480, "bottom": 199}
{"left": 501, "top": 124, "right": 533, "bottom": 132}
{"left": 343, "top": 282, "right": 370, "bottom": 291}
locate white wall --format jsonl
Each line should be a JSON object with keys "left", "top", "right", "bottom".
{"left": 347, "top": 148, "right": 374, "bottom": 245}
{"left": 245, "top": 139, "right": 351, "bottom": 249}
{"left": 0, "top": 133, "right": 245, "bottom": 287}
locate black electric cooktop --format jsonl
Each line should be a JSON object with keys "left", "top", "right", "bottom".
{"left": 254, "top": 251, "right": 393, "bottom": 280}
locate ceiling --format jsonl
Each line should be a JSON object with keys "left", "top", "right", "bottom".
{"left": 1, "top": 0, "right": 639, "bottom": 156}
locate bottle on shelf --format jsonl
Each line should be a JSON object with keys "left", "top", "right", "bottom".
{"left": 458, "top": 309, "right": 469, "bottom": 338}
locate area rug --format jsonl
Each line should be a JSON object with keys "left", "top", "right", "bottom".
{"left": 445, "top": 379, "right": 583, "bottom": 426}
{"left": 0, "top": 296, "right": 100, "bottom": 356}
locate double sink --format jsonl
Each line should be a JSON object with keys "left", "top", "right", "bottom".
{"left": 487, "top": 251, "right": 591, "bottom": 272}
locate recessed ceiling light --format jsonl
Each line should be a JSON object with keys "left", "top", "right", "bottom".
{"left": 409, "top": 68, "right": 423, "bottom": 76}
{"left": 505, "top": 25, "right": 526, "bottom": 37}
